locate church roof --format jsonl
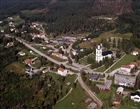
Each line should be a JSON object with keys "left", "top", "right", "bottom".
{"left": 102, "top": 50, "right": 113, "bottom": 56}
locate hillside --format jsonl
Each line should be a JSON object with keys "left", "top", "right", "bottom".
{"left": 92, "top": 0, "right": 133, "bottom": 15}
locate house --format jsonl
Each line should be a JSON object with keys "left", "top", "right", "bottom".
{"left": 114, "top": 74, "right": 136, "bottom": 87}
{"left": 89, "top": 75, "right": 99, "bottom": 81}
{"left": 38, "top": 32, "right": 45, "bottom": 38}
{"left": 113, "top": 95, "right": 121, "bottom": 104}
{"left": 91, "top": 39, "right": 97, "bottom": 43}
{"left": 7, "top": 42, "right": 14, "bottom": 47}
{"left": 132, "top": 51, "right": 138, "bottom": 56}
{"left": 116, "top": 87, "right": 124, "bottom": 95}
{"left": 18, "top": 51, "right": 25, "bottom": 56}
{"left": 131, "top": 92, "right": 140, "bottom": 102}
{"left": 130, "top": 62, "right": 137, "bottom": 69}
{"left": 87, "top": 102, "right": 97, "bottom": 109}
{"left": 66, "top": 82, "right": 71, "bottom": 86}
{"left": 52, "top": 52, "right": 63, "bottom": 57}
{"left": 96, "top": 80, "right": 112, "bottom": 91}
{"left": 25, "top": 67, "right": 32, "bottom": 72}
{"left": 57, "top": 68, "right": 68, "bottom": 76}
{"left": 42, "top": 68, "right": 49, "bottom": 73}
{"left": 24, "top": 59, "right": 32, "bottom": 65}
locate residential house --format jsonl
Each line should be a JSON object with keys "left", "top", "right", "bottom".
{"left": 114, "top": 74, "right": 136, "bottom": 87}
{"left": 18, "top": 51, "right": 25, "bottom": 56}
{"left": 52, "top": 52, "right": 67, "bottom": 59}
{"left": 96, "top": 80, "right": 112, "bottom": 91}
{"left": 131, "top": 92, "right": 140, "bottom": 102}
{"left": 113, "top": 95, "right": 121, "bottom": 104}
{"left": 42, "top": 68, "right": 49, "bottom": 73}
{"left": 130, "top": 62, "right": 137, "bottom": 69}
{"left": 116, "top": 87, "right": 124, "bottom": 95}
{"left": 52, "top": 52, "right": 62, "bottom": 57}
{"left": 24, "top": 59, "right": 32, "bottom": 65}
{"left": 87, "top": 102, "right": 97, "bottom": 109}
{"left": 7, "top": 42, "right": 14, "bottom": 47}
{"left": 57, "top": 68, "right": 68, "bottom": 76}
{"left": 132, "top": 51, "right": 138, "bottom": 56}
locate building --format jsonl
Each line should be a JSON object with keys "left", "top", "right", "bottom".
{"left": 120, "top": 62, "right": 137, "bottom": 75}
{"left": 87, "top": 102, "right": 97, "bottom": 109}
{"left": 116, "top": 87, "right": 124, "bottom": 95}
{"left": 7, "top": 42, "right": 14, "bottom": 47}
{"left": 95, "top": 44, "right": 113, "bottom": 62}
{"left": 18, "top": 51, "right": 25, "bottom": 56}
{"left": 42, "top": 68, "right": 49, "bottom": 73}
{"left": 89, "top": 75, "right": 99, "bottom": 81}
{"left": 114, "top": 74, "right": 136, "bottom": 87}
{"left": 24, "top": 59, "right": 32, "bottom": 65}
{"left": 131, "top": 92, "right": 140, "bottom": 102}
{"left": 96, "top": 80, "right": 112, "bottom": 91}
{"left": 132, "top": 51, "right": 138, "bottom": 56}
{"left": 120, "top": 65, "right": 131, "bottom": 74}
{"left": 113, "top": 95, "right": 121, "bottom": 104}
{"left": 57, "top": 68, "right": 68, "bottom": 76}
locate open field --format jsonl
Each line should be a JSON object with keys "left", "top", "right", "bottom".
{"left": 107, "top": 54, "right": 138, "bottom": 73}
{"left": 93, "top": 29, "right": 132, "bottom": 42}
{"left": 54, "top": 83, "right": 94, "bottom": 109}
{"left": 12, "top": 16, "right": 25, "bottom": 24}
{"left": 78, "top": 41, "right": 93, "bottom": 49}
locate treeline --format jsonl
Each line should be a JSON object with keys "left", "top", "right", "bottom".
{"left": 118, "top": 10, "right": 140, "bottom": 48}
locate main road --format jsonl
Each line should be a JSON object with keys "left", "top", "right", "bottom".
{"left": 16, "top": 38, "right": 103, "bottom": 107}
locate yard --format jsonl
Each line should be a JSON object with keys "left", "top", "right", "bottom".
{"left": 54, "top": 83, "right": 94, "bottom": 109}
{"left": 107, "top": 54, "right": 138, "bottom": 73}
{"left": 78, "top": 41, "right": 93, "bottom": 49}
{"left": 95, "top": 66, "right": 106, "bottom": 72}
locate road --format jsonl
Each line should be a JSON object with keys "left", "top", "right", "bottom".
{"left": 16, "top": 38, "right": 103, "bottom": 107}
{"left": 16, "top": 38, "right": 80, "bottom": 71}
{"left": 78, "top": 73, "right": 103, "bottom": 107}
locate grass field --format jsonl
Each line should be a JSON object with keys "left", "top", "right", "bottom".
{"left": 54, "top": 83, "right": 94, "bottom": 109}
{"left": 78, "top": 41, "right": 93, "bottom": 49}
{"left": 107, "top": 54, "right": 138, "bottom": 73}
{"left": 13, "top": 16, "right": 25, "bottom": 24}
{"left": 93, "top": 29, "right": 132, "bottom": 42}
{"left": 79, "top": 53, "right": 95, "bottom": 65}
{"left": 4, "top": 62, "right": 25, "bottom": 74}
{"left": 95, "top": 66, "right": 106, "bottom": 72}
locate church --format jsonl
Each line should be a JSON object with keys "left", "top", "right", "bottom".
{"left": 95, "top": 44, "right": 113, "bottom": 62}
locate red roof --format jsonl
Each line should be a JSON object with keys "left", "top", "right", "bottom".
{"left": 121, "top": 65, "right": 131, "bottom": 69}
{"left": 52, "top": 52, "right": 62, "bottom": 56}
{"left": 58, "top": 68, "right": 65, "bottom": 72}
{"left": 25, "top": 59, "right": 32, "bottom": 64}
{"left": 130, "top": 62, "right": 137, "bottom": 66}
{"left": 39, "top": 32, "right": 45, "bottom": 36}
{"left": 91, "top": 39, "right": 97, "bottom": 43}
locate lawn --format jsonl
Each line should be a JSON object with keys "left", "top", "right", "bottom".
{"left": 54, "top": 83, "right": 94, "bottom": 109}
{"left": 93, "top": 29, "right": 132, "bottom": 42}
{"left": 107, "top": 54, "right": 138, "bottom": 73}
{"left": 114, "top": 97, "right": 140, "bottom": 109}
{"left": 78, "top": 41, "right": 93, "bottom": 49}
{"left": 79, "top": 54, "right": 95, "bottom": 65}
{"left": 95, "top": 66, "right": 106, "bottom": 72}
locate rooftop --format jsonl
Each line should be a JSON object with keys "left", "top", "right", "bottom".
{"left": 102, "top": 50, "right": 113, "bottom": 56}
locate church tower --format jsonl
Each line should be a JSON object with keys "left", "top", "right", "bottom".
{"left": 95, "top": 44, "right": 103, "bottom": 62}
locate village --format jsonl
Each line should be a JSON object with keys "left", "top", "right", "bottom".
{"left": 1, "top": 16, "right": 140, "bottom": 109}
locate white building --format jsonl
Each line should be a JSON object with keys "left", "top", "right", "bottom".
{"left": 95, "top": 44, "right": 113, "bottom": 62}
{"left": 132, "top": 51, "right": 138, "bottom": 56}
{"left": 57, "top": 68, "right": 68, "bottom": 76}
{"left": 131, "top": 92, "right": 140, "bottom": 102}
{"left": 116, "top": 87, "right": 124, "bottom": 95}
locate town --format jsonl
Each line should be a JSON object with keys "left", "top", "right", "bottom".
{"left": 0, "top": 14, "right": 140, "bottom": 109}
